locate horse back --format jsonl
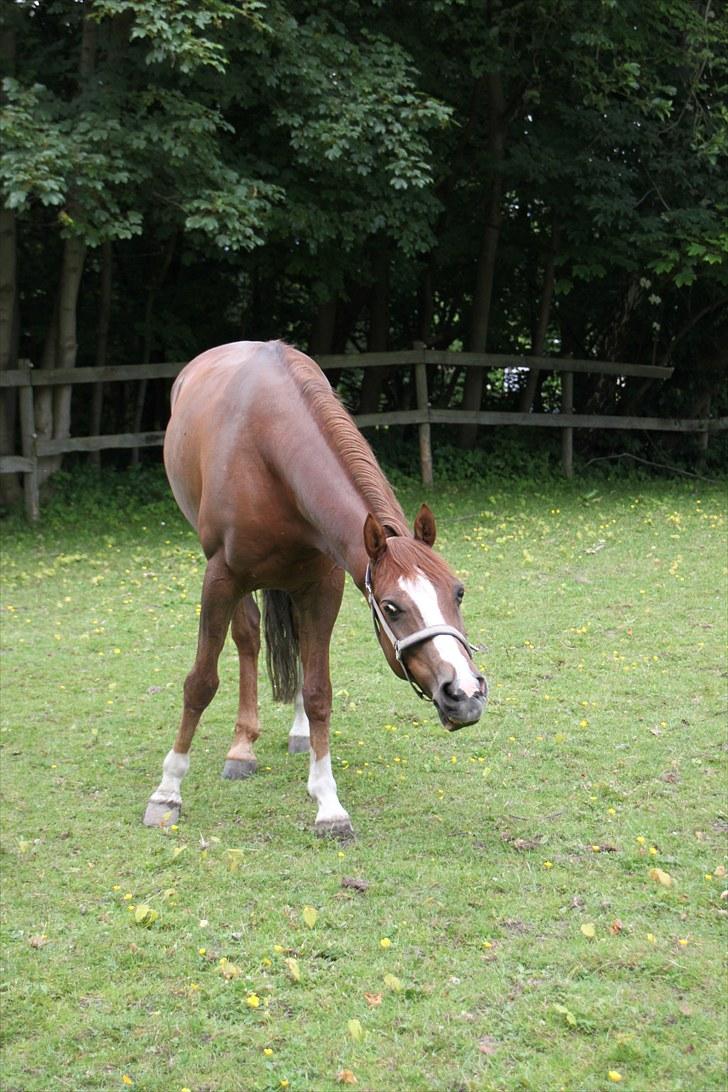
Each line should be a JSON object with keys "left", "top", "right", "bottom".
{"left": 164, "top": 341, "right": 328, "bottom": 571}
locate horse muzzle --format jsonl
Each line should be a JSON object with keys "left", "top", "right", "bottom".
{"left": 434, "top": 675, "right": 488, "bottom": 731}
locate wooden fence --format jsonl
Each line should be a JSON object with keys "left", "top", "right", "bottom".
{"left": 1, "top": 350, "right": 724, "bottom": 521}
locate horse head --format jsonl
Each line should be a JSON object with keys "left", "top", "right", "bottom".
{"left": 363, "top": 505, "right": 488, "bottom": 730}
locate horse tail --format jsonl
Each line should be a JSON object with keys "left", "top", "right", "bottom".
{"left": 263, "top": 590, "right": 301, "bottom": 703}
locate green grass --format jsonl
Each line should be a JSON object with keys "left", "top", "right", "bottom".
{"left": 1, "top": 467, "right": 726, "bottom": 1092}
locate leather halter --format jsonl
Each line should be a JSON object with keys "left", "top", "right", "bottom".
{"left": 364, "top": 563, "right": 475, "bottom": 702}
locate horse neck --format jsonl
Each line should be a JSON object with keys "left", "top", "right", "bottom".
{"left": 272, "top": 346, "right": 409, "bottom": 585}
{"left": 279, "top": 419, "right": 405, "bottom": 590}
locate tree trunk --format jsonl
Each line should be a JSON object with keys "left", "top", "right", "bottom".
{"left": 52, "top": 235, "right": 87, "bottom": 438}
{"left": 0, "top": 25, "right": 22, "bottom": 507}
{"left": 35, "top": 238, "right": 87, "bottom": 484}
{"left": 358, "top": 243, "right": 390, "bottom": 415}
{"left": 309, "top": 298, "right": 337, "bottom": 356}
{"left": 334, "top": 282, "right": 368, "bottom": 354}
{"left": 129, "top": 286, "right": 155, "bottom": 466}
{"left": 519, "top": 219, "right": 560, "bottom": 412}
{"left": 0, "top": 206, "right": 21, "bottom": 507}
{"left": 130, "top": 234, "right": 176, "bottom": 464}
{"left": 460, "top": 71, "right": 506, "bottom": 447}
{"left": 418, "top": 265, "right": 434, "bottom": 346}
{"left": 89, "top": 241, "right": 112, "bottom": 467}
{"left": 0, "top": 210, "right": 17, "bottom": 370}
{"left": 36, "top": 12, "right": 96, "bottom": 485}
{"left": 418, "top": 73, "right": 486, "bottom": 353}
{"left": 35, "top": 303, "right": 58, "bottom": 450}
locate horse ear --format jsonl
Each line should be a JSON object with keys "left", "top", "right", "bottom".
{"left": 413, "top": 503, "right": 437, "bottom": 547}
{"left": 364, "top": 513, "right": 388, "bottom": 561}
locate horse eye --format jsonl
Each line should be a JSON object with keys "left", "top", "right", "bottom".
{"left": 383, "top": 602, "right": 400, "bottom": 617}
{"left": 455, "top": 586, "right": 465, "bottom": 605}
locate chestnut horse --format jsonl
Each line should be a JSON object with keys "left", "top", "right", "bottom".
{"left": 143, "top": 341, "right": 487, "bottom": 838}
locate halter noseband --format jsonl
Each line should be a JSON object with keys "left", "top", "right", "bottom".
{"left": 364, "top": 562, "right": 475, "bottom": 702}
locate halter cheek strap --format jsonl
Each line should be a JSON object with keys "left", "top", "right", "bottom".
{"left": 364, "top": 563, "right": 475, "bottom": 702}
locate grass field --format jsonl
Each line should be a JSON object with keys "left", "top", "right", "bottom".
{"left": 1, "top": 467, "right": 726, "bottom": 1092}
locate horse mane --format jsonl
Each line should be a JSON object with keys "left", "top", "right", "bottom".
{"left": 280, "top": 343, "right": 411, "bottom": 537}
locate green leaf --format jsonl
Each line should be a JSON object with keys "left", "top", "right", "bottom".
{"left": 552, "top": 1003, "right": 577, "bottom": 1027}
{"left": 284, "top": 957, "right": 301, "bottom": 983}
{"left": 347, "top": 1018, "right": 364, "bottom": 1042}
{"left": 134, "top": 904, "right": 159, "bottom": 926}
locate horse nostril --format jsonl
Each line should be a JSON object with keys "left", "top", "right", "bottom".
{"left": 476, "top": 673, "right": 488, "bottom": 699}
{"left": 442, "top": 679, "right": 465, "bottom": 704}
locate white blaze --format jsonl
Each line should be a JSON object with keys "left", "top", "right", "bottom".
{"left": 398, "top": 572, "right": 480, "bottom": 697}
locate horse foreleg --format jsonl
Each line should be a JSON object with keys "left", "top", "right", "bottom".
{"left": 293, "top": 567, "right": 353, "bottom": 840}
{"left": 287, "top": 681, "right": 310, "bottom": 754}
{"left": 222, "top": 594, "right": 261, "bottom": 779}
{"left": 143, "top": 553, "right": 239, "bottom": 827}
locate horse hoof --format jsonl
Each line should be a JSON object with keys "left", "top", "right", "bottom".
{"left": 222, "top": 758, "right": 257, "bottom": 780}
{"left": 288, "top": 736, "right": 310, "bottom": 754}
{"left": 143, "top": 800, "right": 180, "bottom": 828}
{"left": 315, "top": 818, "right": 355, "bottom": 842}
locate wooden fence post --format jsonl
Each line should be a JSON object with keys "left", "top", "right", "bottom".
{"left": 561, "top": 370, "right": 574, "bottom": 478}
{"left": 18, "top": 360, "right": 39, "bottom": 521}
{"left": 414, "top": 359, "right": 433, "bottom": 486}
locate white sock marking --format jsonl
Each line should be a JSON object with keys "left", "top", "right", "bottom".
{"left": 308, "top": 752, "right": 349, "bottom": 825}
{"left": 398, "top": 572, "right": 480, "bottom": 697}
{"left": 289, "top": 687, "right": 310, "bottom": 740}
{"left": 149, "top": 749, "right": 190, "bottom": 805}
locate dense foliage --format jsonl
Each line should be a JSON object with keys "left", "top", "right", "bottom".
{"left": 1, "top": 0, "right": 726, "bottom": 495}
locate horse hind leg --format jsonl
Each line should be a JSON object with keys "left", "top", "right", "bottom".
{"left": 288, "top": 681, "right": 310, "bottom": 754}
{"left": 143, "top": 553, "right": 239, "bottom": 827}
{"left": 222, "top": 594, "right": 261, "bottom": 780}
{"left": 262, "top": 590, "right": 309, "bottom": 754}
{"left": 292, "top": 566, "right": 353, "bottom": 840}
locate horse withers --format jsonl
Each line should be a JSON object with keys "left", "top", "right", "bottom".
{"left": 143, "top": 341, "right": 487, "bottom": 839}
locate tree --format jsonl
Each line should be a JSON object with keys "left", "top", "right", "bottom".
{"left": 1, "top": 0, "right": 725, "bottom": 497}
{"left": 1, "top": 0, "right": 280, "bottom": 481}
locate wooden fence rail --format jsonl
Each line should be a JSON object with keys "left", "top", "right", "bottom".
{"left": 1, "top": 352, "right": 724, "bottom": 522}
